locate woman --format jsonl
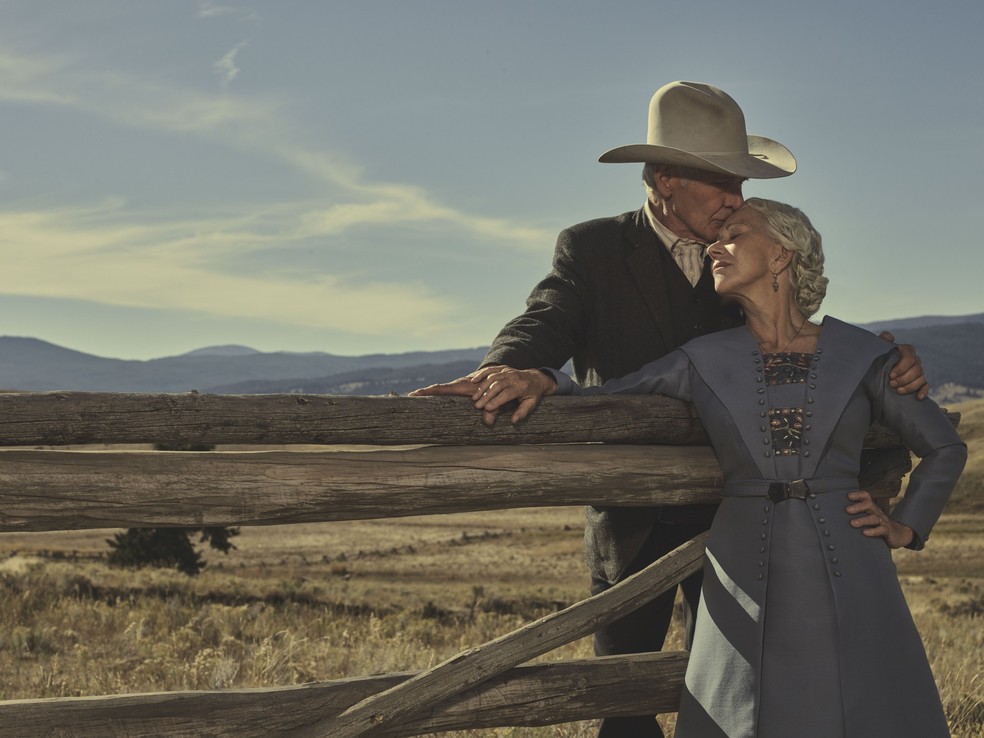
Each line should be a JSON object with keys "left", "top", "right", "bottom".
{"left": 444, "top": 199, "right": 966, "bottom": 737}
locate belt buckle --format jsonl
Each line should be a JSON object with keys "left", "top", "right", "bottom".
{"left": 768, "top": 479, "right": 810, "bottom": 503}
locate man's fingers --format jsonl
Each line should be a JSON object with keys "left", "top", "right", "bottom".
{"left": 409, "top": 378, "right": 480, "bottom": 397}
{"left": 511, "top": 396, "right": 540, "bottom": 424}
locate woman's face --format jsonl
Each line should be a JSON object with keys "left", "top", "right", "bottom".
{"left": 706, "top": 207, "right": 783, "bottom": 302}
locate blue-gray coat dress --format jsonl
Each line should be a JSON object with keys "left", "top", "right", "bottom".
{"left": 548, "top": 316, "right": 967, "bottom": 738}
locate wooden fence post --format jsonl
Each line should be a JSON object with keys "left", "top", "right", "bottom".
{"left": 293, "top": 532, "right": 709, "bottom": 738}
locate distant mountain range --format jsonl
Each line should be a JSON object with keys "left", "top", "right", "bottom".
{"left": 856, "top": 312, "right": 984, "bottom": 333}
{"left": 1, "top": 311, "right": 981, "bottom": 396}
{"left": 0, "top": 336, "right": 488, "bottom": 394}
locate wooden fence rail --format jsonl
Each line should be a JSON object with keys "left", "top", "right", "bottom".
{"left": 0, "top": 392, "right": 953, "bottom": 737}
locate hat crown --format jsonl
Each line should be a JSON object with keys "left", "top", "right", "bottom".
{"left": 649, "top": 81, "right": 749, "bottom": 155}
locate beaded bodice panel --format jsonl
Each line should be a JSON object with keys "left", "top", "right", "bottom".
{"left": 763, "top": 352, "right": 813, "bottom": 456}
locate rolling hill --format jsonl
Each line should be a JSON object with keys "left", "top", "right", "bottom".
{"left": 0, "top": 311, "right": 980, "bottom": 396}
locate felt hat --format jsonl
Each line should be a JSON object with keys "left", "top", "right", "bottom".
{"left": 599, "top": 81, "right": 796, "bottom": 179}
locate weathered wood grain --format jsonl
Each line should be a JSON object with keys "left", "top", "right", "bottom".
{"left": 0, "top": 391, "right": 953, "bottom": 447}
{"left": 0, "top": 442, "right": 912, "bottom": 533}
{"left": 0, "top": 652, "right": 687, "bottom": 737}
{"left": 0, "top": 445, "right": 723, "bottom": 532}
{"left": 295, "top": 534, "right": 707, "bottom": 738}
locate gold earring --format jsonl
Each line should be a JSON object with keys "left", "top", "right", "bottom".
{"left": 771, "top": 271, "right": 780, "bottom": 292}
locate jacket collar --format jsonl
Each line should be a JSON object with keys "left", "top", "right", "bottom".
{"left": 679, "top": 317, "right": 895, "bottom": 478}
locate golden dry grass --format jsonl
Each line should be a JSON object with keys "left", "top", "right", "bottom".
{"left": 947, "top": 397, "right": 984, "bottom": 513}
{"left": 1, "top": 504, "right": 982, "bottom": 737}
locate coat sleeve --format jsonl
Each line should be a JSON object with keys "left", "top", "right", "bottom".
{"left": 545, "top": 349, "right": 694, "bottom": 402}
{"left": 482, "top": 226, "right": 591, "bottom": 370}
{"left": 866, "top": 351, "right": 967, "bottom": 544}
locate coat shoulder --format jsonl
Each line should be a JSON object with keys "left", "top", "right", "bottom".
{"left": 559, "top": 210, "right": 641, "bottom": 250}
{"left": 820, "top": 316, "right": 896, "bottom": 360}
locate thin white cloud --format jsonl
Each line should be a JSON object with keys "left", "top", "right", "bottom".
{"left": 214, "top": 41, "right": 248, "bottom": 88}
{"left": 0, "top": 46, "right": 553, "bottom": 252}
{"left": 0, "top": 50, "right": 79, "bottom": 106}
{"left": 0, "top": 202, "right": 452, "bottom": 338}
{"left": 0, "top": 45, "right": 553, "bottom": 341}
{"left": 197, "top": 1, "right": 260, "bottom": 23}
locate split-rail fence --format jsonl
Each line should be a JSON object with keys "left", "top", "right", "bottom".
{"left": 0, "top": 391, "right": 946, "bottom": 737}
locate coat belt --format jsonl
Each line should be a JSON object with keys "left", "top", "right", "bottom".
{"left": 724, "top": 477, "right": 858, "bottom": 503}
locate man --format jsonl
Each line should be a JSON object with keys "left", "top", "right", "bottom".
{"left": 413, "top": 81, "right": 926, "bottom": 738}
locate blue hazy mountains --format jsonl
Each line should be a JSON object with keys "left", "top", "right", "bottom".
{"left": 1, "top": 312, "right": 981, "bottom": 397}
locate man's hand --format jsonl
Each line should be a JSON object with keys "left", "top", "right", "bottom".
{"left": 409, "top": 368, "right": 493, "bottom": 399}
{"left": 468, "top": 365, "right": 558, "bottom": 425}
{"left": 410, "top": 365, "right": 558, "bottom": 425}
{"left": 878, "top": 331, "right": 929, "bottom": 400}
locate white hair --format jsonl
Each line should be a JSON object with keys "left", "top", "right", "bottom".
{"left": 742, "top": 198, "right": 828, "bottom": 317}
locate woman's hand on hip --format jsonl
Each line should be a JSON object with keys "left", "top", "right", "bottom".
{"left": 845, "top": 490, "right": 915, "bottom": 549}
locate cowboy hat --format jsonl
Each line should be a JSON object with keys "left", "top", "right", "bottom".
{"left": 599, "top": 81, "right": 796, "bottom": 179}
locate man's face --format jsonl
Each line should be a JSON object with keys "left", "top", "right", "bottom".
{"left": 662, "top": 171, "right": 746, "bottom": 243}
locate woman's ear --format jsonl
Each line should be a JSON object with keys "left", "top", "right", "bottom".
{"left": 774, "top": 246, "right": 794, "bottom": 273}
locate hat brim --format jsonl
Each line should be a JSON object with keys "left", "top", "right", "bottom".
{"left": 598, "top": 135, "right": 796, "bottom": 179}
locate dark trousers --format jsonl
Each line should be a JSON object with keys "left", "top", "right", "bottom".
{"left": 591, "top": 508, "right": 712, "bottom": 738}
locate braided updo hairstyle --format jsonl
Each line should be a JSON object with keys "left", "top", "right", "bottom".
{"left": 742, "top": 197, "right": 828, "bottom": 317}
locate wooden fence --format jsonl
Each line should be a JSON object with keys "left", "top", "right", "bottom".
{"left": 0, "top": 391, "right": 937, "bottom": 737}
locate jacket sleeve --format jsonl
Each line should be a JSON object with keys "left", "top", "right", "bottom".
{"left": 545, "top": 349, "right": 694, "bottom": 402}
{"left": 867, "top": 351, "right": 967, "bottom": 544}
{"left": 482, "top": 226, "right": 591, "bottom": 370}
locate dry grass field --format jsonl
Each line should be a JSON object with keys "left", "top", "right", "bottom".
{"left": 0, "top": 396, "right": 981, "bottom": 736}
{"left": 1, "top": 508, "right": 982, "bottom": 736}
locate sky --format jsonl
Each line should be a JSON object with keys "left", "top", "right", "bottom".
{"left": 1, "top": 0, "right": 982, "bottom": 360}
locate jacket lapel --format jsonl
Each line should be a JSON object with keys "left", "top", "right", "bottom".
{"left": 681, "top": 326, "right": 776, "bottom": 477}
{"left": 798, "top": 317, "right": 895, "bottom": 478}
{"left": 623, "top": 208, "right": 677, "bottom": 351}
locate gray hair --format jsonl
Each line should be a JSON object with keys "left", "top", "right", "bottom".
{"left": 642, "top": 162, "right": 730, "bottom": 204}
{"left": 742, "top": 197, "right": 828, "bottom": 317}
